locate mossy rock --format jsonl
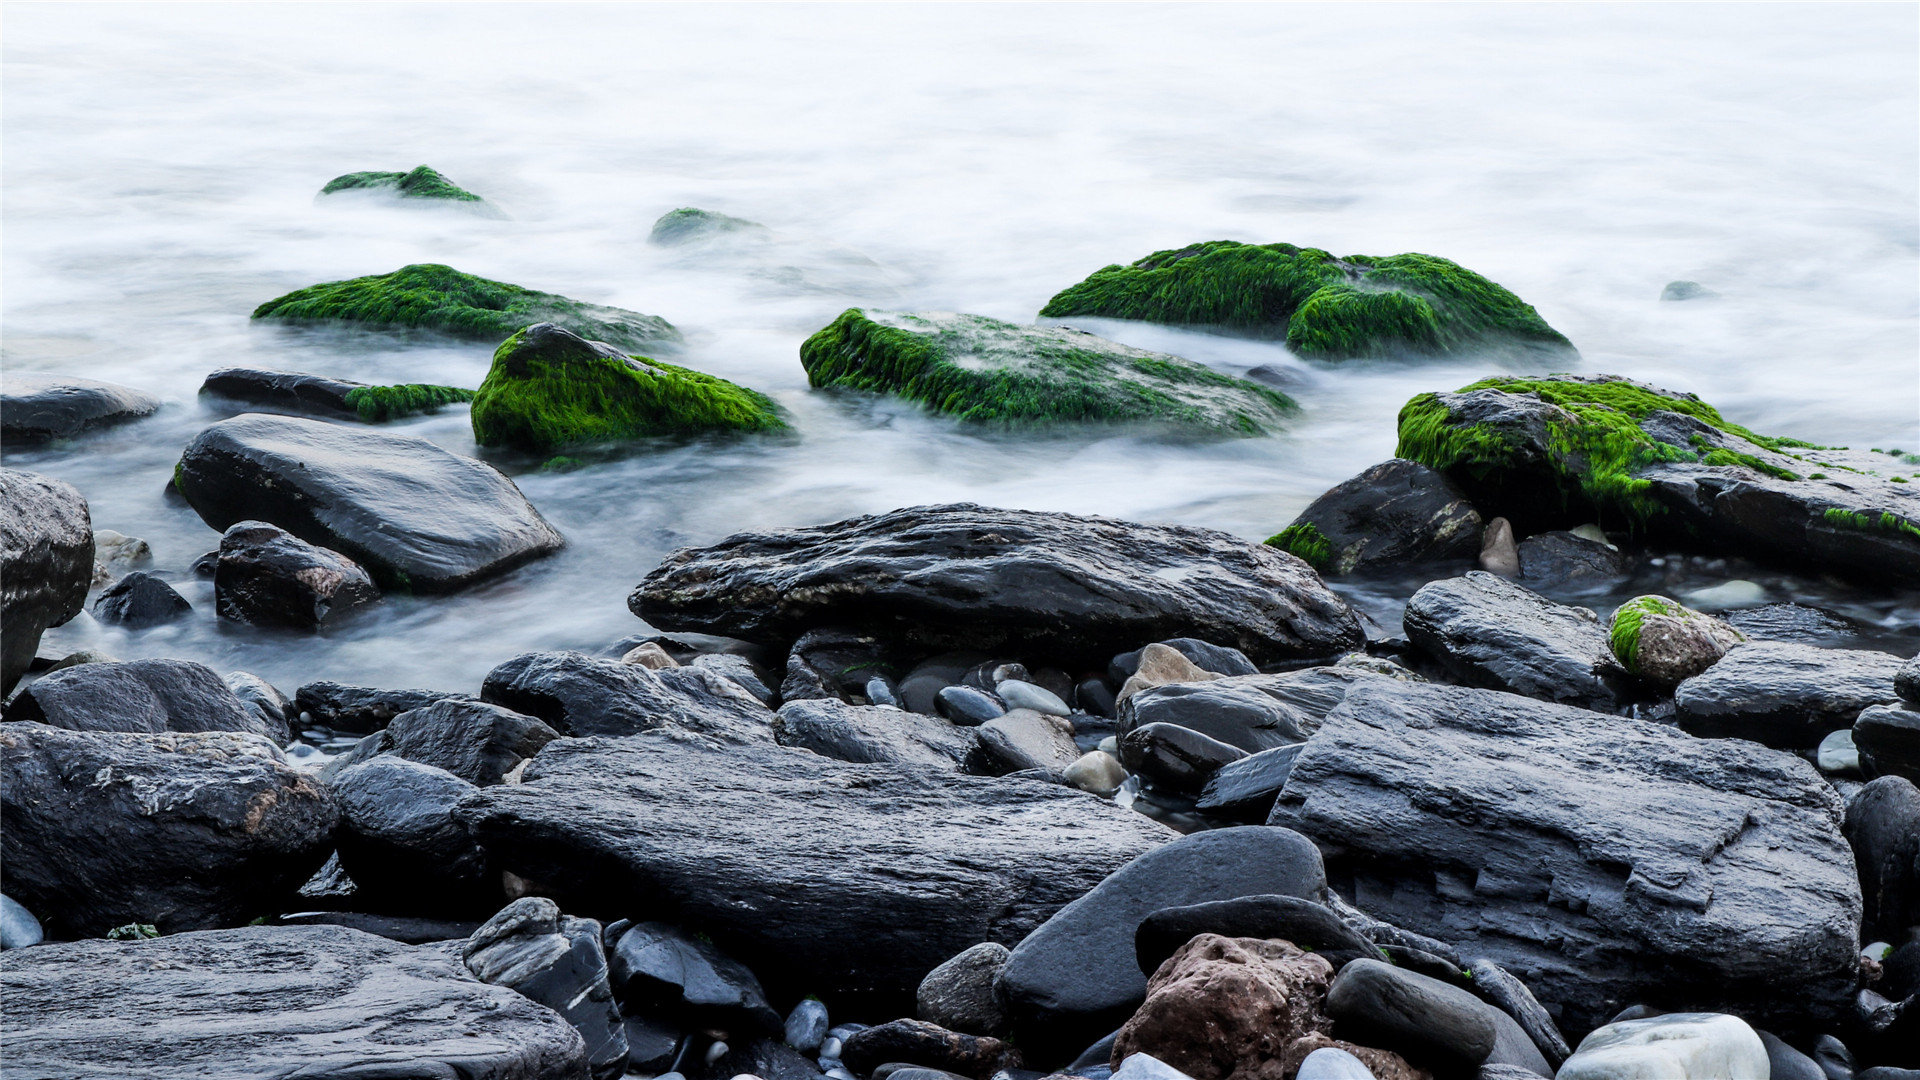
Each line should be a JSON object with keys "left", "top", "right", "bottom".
{"left": 318, "top": 166, "right": 506, "bottom": 217}
{"left": 252, "top": 264, "right": 680, "bottom": 352}
{"left": 1040, "top": 241, "right": 1572, "bottom": 361}
{"left": 649, "top": 207, "right": 769, "bottom": 247}
{"left": 799, "top": 308, "right": 1296, "bottom": 436}
{"left": 470, "top": 323, "right": 787, "bottom": 452}
{"left": 1608, "top": 595, "right": 1744, "bottom": 689}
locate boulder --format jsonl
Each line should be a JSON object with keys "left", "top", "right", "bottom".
{"left": 918, "top": 942, "right": 1011, "bottom": 1037}
{"left": 1, "top": 372, "right": 158, "bottom": 445}
{"left": 253, "top": 262, "right": 676, "bottom": 350}
{"left": 376, "top": 698, "right": 561, "bottom": 786}
{"left": 1395, "top": 374, "right": 1920, "bottom": 582}
{"left": 1899, "top": 654, "right": 1920, "bottom": 705}
{"left": 1120, "top": 667, "right": 1390, "bottom": 754}
{"left": 0, "top": 925, "right": 588, "bottom": 1078}
{"left": 1556, "top": 1013, "right": 1767, "bottom": 1080}
{"left": 1112, "top": 638, "right": 1259, "bottom": 682}
{"left": 1674, "top": 641, "right": 1903, "bottom": 748}
{"left": 213, "top": 519, "right": 380, "bottom": 629}
{"left": 1038, "top": 241, "right": 1571, "bottom": 361}
{"left": 1607, "top": 596, "right": 1745, "bottom": 691}
{"left": 1116, "top": 644, "right": 1224, "bottom": 708}
{"left": 650, "top": 206, "right": 768, "bottom": 246}
{"left": 471, "top": 323, "right": 786, "bottom": 451}
{"left": 997, "top": 827, "right": 1327, "bottom": 1061}
{"left": 1266, "top": 679, "right": 1863, "bottom": 1032}
{"left": 1135, "top": 894, "right": 1375, "bottom": 975}
{"left": 1856, "top": 704, "right": 1920, "bottom": 783}
{"left": 1193, "top": 745, "right": 1305, "bottom": 821}
{"left": 464, "top": 897, "right": 628, "bottom": 1079}
{"left": 319, "top": 164, "right": 506, "bottom": 215}
{"left": 8, "top": 657, "right": 286, "bottom": 744}
{"left": 1265, "top": 459, "right": 1481, "bottom": 575}
{"left": 774, "top": 697, "right": 977, "bottom": 769}
{"left": 841, "top": 1019, "right": 1012, "bottom": 1078}
{"left": 0, "top": 469, "right": 91, "bottom": 694}
{"left": 481, "top": 650, "right": 772, "bottom": 741}
{"left": 293, "top": 680, "right": 472, "bottom": 734}
{"left": 1516, "top": 530, "right": 1632, "bottom": 585}
{"left": 0, "top": 724, "right": 337, "bottom": 936}
{"left": 176, "top": 413, "right": 565, "bottom": 592}
{"left": 1119, "top": 723, "right": 1248, "bottom": 793}
{"left": 1112, "top": 935, "right": 1336, "bottom": 1080}
{"left": 608, "top": 919, "right": 780, "bottom": 1032}
{"left": 1845, "top": 777, "right": 1920, "bottom": 941}
{"left": 331, "top": 757, "right": 494, "bottom": 911}
{"left": 788, "top": 998, "right": 831, "bottom": 1052}
{"left": 199, "top": 367, "right": 474, "bottom": 422}
{"left": 1402, "top": 572, "right": 1632, "bottom": 710}
{"left": 800, "top": 308, "right": 1296, "bottom": 435}
{"left": 975, "top": 710, "right": 1081, "bottom": 774}
{"left": 91, "top": 570, "right": 191, "bottom": 628}
{"left": 455, "top": 730, "right": 1174, "bottom": 1011}
{"left": 1324, "top": 959, "right": 1549, "bottom": 1075}
{"left": 633, "top": 504, "right": 1362, "bottom": 666}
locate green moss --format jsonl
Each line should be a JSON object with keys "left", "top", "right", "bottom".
{"left": 1826, "top": 507, "right": 1920, "bottom": 541}
{"left": 800, "top": 308, "right": 1296, "bottom": 435}
{"left": 341, "top": 383, "right": 476, "bottom": 422}
{"left": 649, "top": 207, "right": 767, "bottom": 246}
{"left": 1040, "top": 240, "right": 1571, "bottom": 360}
{"left": 1608, "top": 595, "right": 1688, "bottom": 673}
{"left": 252, "top": 264, "right": 680, "bottom": 352}
{"left": 106, "top": 923, "right": 159, "bottom": 940}
{"left": 321, "top": 165, "right": 487, "bottom": 202}
{"left": 1265, "top": 522, "right": 1333, "bottom": 570}
{"left": 471, "top": 323, "right": 788, "bottom": 451}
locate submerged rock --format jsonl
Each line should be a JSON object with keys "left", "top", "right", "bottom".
{"left": 1606, "top": 595, "right": 1745, "bottom": 690}
{"left": 632, "top": 503, "right": 1363, "bottom": 666}
{"left": 252, "top": 263, "right": 679, "bottom": 351}
{"left": 8, "top": 657, "right": 287, "bottom": 743}
{"left": 1, "top": 372, "right": 159, "bottom": 445}
{"left": 470, "top": 322, "right": 786, "bottom": 451}
{"left": 214, "top": 520, "right": 380, "bottom": 629}
{"left": 91, "top": 570, "right": 192, "bottom": 628}
{"left": 200, "top": 367, "right": 474, "bottom": 422}
{"left": 1673, "top": 641, "right": 1902, "bottom": 749}
{"left": 318, "top": 164, "right": 507, "bottom": 216}
{"left": 0, "top": 469, "right": 92, "bottom": 694}
{"left": 1403, "top": 572, "right": 1631, "bottom": 710}
{"left": 1266, "top": 459, "right": 1482, "bottom": 575}
{"left": 650, "top": 207, "right": 770, "bottom": 246}
{"left": 464, "top": 897, "right": 627, "bottom": 1079}
{"left": 1039, "top": 241, "right": 1571, "bottom": 360}
{"left": 800, "top": 308, "right": 1296, "bottom": 435}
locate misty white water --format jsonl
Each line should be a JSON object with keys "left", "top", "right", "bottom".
{"left": 5, "top": 4, "right": 1918, "bottom": 696}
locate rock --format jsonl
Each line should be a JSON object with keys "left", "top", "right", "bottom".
{"left": 1674, "top": 641, "right": 1903, "bottom": 748}
{"left": 1402, "top": 572, "right": 1631, "bottom": 710}
{"left": 212, "top": 519, "right": 380, "bottom": 629}
{"left": 1325, "top": 959, "right": 1549, "bottom": 1076}
{"left": 1, "top": 894, "right": 44, "bottom": 949}
{"left": 177, "top": 413, "right": 564, "bottom": 592}
{"left": 632, "top": 504, "right": 1364, "bottom": 667}
{"left": 1118, "top": 676, "right": 1317, "bottom": 753}
{"left": 1119, "top": 723, "right": 1248, "bottom": 793}
{"left": 0, "top": 724, "right": 337, "bottom": 936}
{"left": 91, "top": 528, "right": 152, "bottom": 582}
{"left": 1479, "top": 517, "right": 1520, "bottom": 576}
{"left": 1064, "top": 751, "right": 1129, "bottom": 796}
{"left": 1265, "top": 459, "right": 1482, "bottom": 576}
{"left": 332, "top": 757, "right": 494, "bottom": 910}
{"left": 1266, "top": 679, "right": 1862, "bottom": 1032}
{"left": 0, "top": 924, "right": 589, "bottom": 1077}
{"left": 1516, "top": 530, "right": 1632, "bottom": 584}
{"left": 1116, "top": 644, "right": 1223, "bottom": 708}
{"left": 651, "top": 207, "right": 768, "bottom": 246}
{"left": 8, "top": 657, "right": 286, "bottom": 743}
{"left": 998, "top": 827, "right": 1327, "bottom": 1060}
{"left": 91, "top": 570, "right": 191, "bottom": 628}
{"left": 840, "top": 1019, "right": 1011, "bottom": 1079}
{"left": 276, "top": 910, "right": 482, "bottom": 943}
{"left": 1856, "top": 705, "right": 1920, "bottom": 783}
{"left": 999, "top": 680, "right": 1071, "bottom": 716}
{"left": 1812, "top": 1036, "right": 1854, "bottom": 1080}
{"left": 1193, "top": 745, "right": 1305, "bottom": 821}
{"left": 464, "top": 897, "right": 628, "bottom": 1079}
{"left": 1396, "top": 374, "right": 1920, "bottom": 582}
{"left": 456, "top": 730, "right": 1173, "bottom": 1010}
{"left": 1294, "top": 1047, "right": 1377, "bottom": 1080}
{"left": 254, "top": 262, "right": 677, "bottom": 351}
{"left": 1661, "top": 280, "right": 1718, "bottom": 301}
{"left": 1886, "top": 942, "right": 1920, "bottom": 1000}
{"left": 1845, "top": 777, "right": 1920, "bottom": 940}
{"left": 1821, "top": 728, "right": 1865, "bottom": 777}
{"left": 1112, "top": 934, "right": 1336, "bottom": 1080}
{"left": 1039, "top": 242, "right": 1571, "bottom": 360}
{"left": 1681, "top": 579, "right": 1770, "bottom": 611}
{"left": 1113, "top": 640, "right": 1259, "bottom": 682}
{"left": 293, "top": 680, "right": 470, "bottom": 734}
{"left": 1078, "top": 678, "right": 1119, "bottom": 718}
{"left": 939, "top": 685, "right": 1008, "bottom": 725}
{"left": 1, "top": 372, "right": 159, "bottom": 444}
{"left": 482, "top": 651, "right": 772, "bottom": 741}
{"left": 1899, "top": 654, "right": 1920, "bottom": 705}
{"left": 1134, "top": 895, "right": 1375, "bottom": 975}
{"left": 976, "top": 710, "right": 1081, "bottom": 774}
{"left": 1723, "top": 602, "right": 1872, "bottom": 646}
{"left": 627, "top": 1014, "right": 686, "bottom": 1074}
{"left": 368, "top": 698, "right": 562, "bottom": 786}
{"left": 624, "top": 641, "right": 682, "bottom": 668}
{"left": 224, "top": 671, "right": 292, "bottom": 734}
{"left": 695, "top": 653, "right": 778, "bottom": 706}
{"left": 471, "top": 323, "right": 786, "bottom": 452}
{"left": 0, "top": 469, "right": 92, "bottom": 694}
{"left": 199, "top": 366, "right": 474, "bottom": 422}
{"left": 1557, "top": 1013, "right": 1767, "bottom": 1080}
{"left": 319, "top": 164, "right": 505, "bottom": 213}
{"left": 1464, "top": 960, "right": 1569, "bottom": 1069}
{"left": 609, "top": 920, "right": 781, "bottom": 1032}
{"left": 782, "top": 627, "right": 908, "bottom": 704}
{"left": 788, "top": 999, "right": 831, "bottom": 1052}
{"left": 1760, "top": 1031, "right": 1826, "bottom": 1080}
{"left": 1113, "top": 1053, "right": 1201, "bottom": 1080}
{"left": 774, "top": 697, "right": 977, "bottom": 769}
{"left": 1607, "top": 596, "right": 1746, "bottom": 691}
{"left": 919, "top": 943, "right": 1011, "bottom": 1037}
{"left": 801, "top": 308, "right": 1296, "bottom": 436}
{"left": 707, "top": 1038, "right": 825, "bottom": 1080}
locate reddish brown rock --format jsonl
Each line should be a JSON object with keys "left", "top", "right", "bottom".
{"left": 1112, "top": 935, "right": 1336, "bottom": 1080}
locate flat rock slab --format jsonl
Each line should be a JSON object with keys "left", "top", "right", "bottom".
{"left": 773, "top": 697, "right": 977, "bottom": 768}
{"left": 1267, "top": 679, "right": 1861, "bottom": 1032}
{"left": 176, "top": 413, "right": 564, "bottom": 592}
{"left": 455, "top": 729, "right": 1174, "bottom": 1010}
{"left": 1, "top": 372, "right": 159, "bottom": 444}
{"left": 1403, "top": 572, "right": 1631, "bottom": 710}
{"left": 199, "top": 367, "right": 367, "bottom": 420}
{"left": 1675, "top": 641, "right": 1903, "bottom": 749}
{"left": 0, "top": 925, "right": 589, "bottom": 1079}
{"left": 632, "top": 503, "right": 1363, "bottom": 666}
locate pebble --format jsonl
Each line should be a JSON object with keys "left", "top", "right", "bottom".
{"left": 1295, "top": 1047, "right": 1377, "bottom": 1080}
{"left": 1064, "top": 751, "right": 1128, "bottom": 796}
{"left": 825, "top": 1070, "right": 857, "bottom": 1080}
{"left": 0, "top": 894, "right": 44, "bottom": 949}
{"left": 1480, "top": 516, "right": 1520, "bottom": 577}
{"left": 621, "top": 642, "right": 680, "bottom": 669}
{"left": 1682, "top": 579, "right": 1769, "bottom": 610}
{"left": 935, "top": 685, "right": 1005, "bottom": 725}
{"left": 821, "top": 1036, "right": 846, "bottom": 1059}
{"left": 1818, "top": 729, "right": 1862, "bottom": 776}
{"left": 785, "top": 997, "right": 829, "bottom": 1052}
{"left": 997, "top": 680, "right": 1070, "bottom": 716}
{"left": 987, "top": 663, "right": 1031, "bottom": 687}
{"left": 706, "top": 1041, "right": 730, "bottom": 1065}
{"left": 866, "top": 676, "right": 901, "bottom": 708}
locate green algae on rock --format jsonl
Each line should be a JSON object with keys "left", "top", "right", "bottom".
{"left": 318, "top": 165, "right": 506, "bottom": 217}
{"left": 252, "top": 264, "right": 680, "bottom": 352}
{"left": 1267, "top": 522, "right": 1333, "bottom": 570}
{"left": 340, "top": 384, "right": 475, "bottom": 422}
{"left": 1607, "top": 594, "right": 1745, "bottom": 689}
{"left": 800, "top": 308, "right": 1296, "bottom": 435}
{"left": 1039, "top": 241, "right": 1572, "bottom": 361}
{"left": 470, "top": 322, "right": 787, "bottom": 452}
{"left": 648, "top": 207, "right": 769, "bottom": 247}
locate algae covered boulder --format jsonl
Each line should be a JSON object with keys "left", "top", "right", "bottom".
{"left": 471, "top": 323, "right": 787, "bottom": 451}
{"left": 800, "top": 308, "right": 1296, "bottom": 435}
{"left": 253, "top": 263, "right": 680, "bottom": 352}
{"left": 1396, "top": 374, "right": 1920, "bottom": 582}
{"left": 318, "top": 164, "right": 506, "bottom": 217}
{"left": 201, "top": 368, "right": 472, "bottom": 422}
{"left": 1040, "top": 241, "right": 1571, "bottom": 360}
{"left": 1607, "top": 595, "right": 1745, "bottom": 690}
{"left": 648, "top": 207, "right": 768, "bottom": 246}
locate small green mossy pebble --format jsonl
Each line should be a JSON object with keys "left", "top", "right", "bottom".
{"left": 321, "top": 165, "right": 486, "bottom": 203}
{"left": 1607, "top": 595, "right": 1689, "bottom": 673}
{"left": 1265, "top": 522, "right": 1333, "bottom": 570}
{"left": 106, "top": 923, "right": 160, "bottom": 940}
{"left": 649, "top": 207, "right": 768, "bottom": 246}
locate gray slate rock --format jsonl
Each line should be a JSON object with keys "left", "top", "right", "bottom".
{"left": 0, "top": 924, "right": 589, "bottom": 1078}
{"left": 918, "top": 942, "right": 1011, "bottom": 1037}
{"left": 1, "top": 372, "right": 158, "bottom": 445}
{"left": 91, "top": 570, "right": 191, "bottom": 628}
{"left": 1845, "top": 776, "right": 1920, "bottom": 941}
{"left": 1192, "top": 744, "right": 1305, "bottom": 821}
{"left": 1267, "top": 679, "right": 1862, "bottom": 1032}
{"left": 1899, "top": 654, "right": 1920, "bottom": 705}
{"left": 1117, "top": 666, "right": 1379, "bottom": 753}
{"left": 224, "top": 672, "right": 293, "bottom": 734}
{"left": 1326, "top": 959, "right": 1550, "bottom": 1075}
{"left": 1517, "top": 530, "right": 1632, "bottom": 585}
{"left": 1134, "top": 893, "right": 1374, "bottom": 975}
{"left": 1403, "top": 572, "right": 1632, "bottom": 710}
{"left": 378, "top": 698, "right": 560, "bottom": 786}
{"left": 214, "top": 519, "right": 379, "bottom": 629}
{"left": 631, "top": 503, "right": 1364, "bottom": 666}
{"left": 8, "top": 657, "right": 286, "bottom": 744}
{"left": 938, "top": 685, "right": 1007, "bottom": 725}
{"left": 1675, "top": 641, "right": 1903, "bottom": 748}
{"left": 482, "top": 650, "right": 772, "bottom": 741}
{"left": 293, "top": 680, "right": 470, "bottom": 734}
{"left": 464, "top": 897, "right": 627, "bottom": 1080}
{"left": 774, "top": 697, "right": 977, "bottom": 769}
{"left": 1857, "top": 704, "right": 1920, "bottom": 784}
{"left": 975, "top": 709, "right": 1081, "bottom": 774}
{"left": 199, "top": 366, "right": 367, "bottom": 420}
{"left": 1727, "top": 602, "right": 1876, "bottom": 646}
{"left": 332, "top": 756, "right": 494, "bottom": 911}
{"left": 1466, "top": 959, "right": 1571, "bottom": 1069}
{"left": 609, "top": 920, "right": 780, "bottom": 1032}
{"left": 1118, "top": 722, "right": 1247, "bottom": 793}
{"left": 0, "top": 469, "right": 91, "bottom": 694}
{"left": 1274, "top": 457, "right": 1483, "bottom": 576}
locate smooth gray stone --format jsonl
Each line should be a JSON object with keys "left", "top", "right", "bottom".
{"left": 1856, "top": 704, "right": 1920, "bottom": 784}
{"left": 7, "top": 657, "right": 284, "bottom": 744}
{"left": 380, "top": 698, "right": 560, "bottom": 786}
{"left": 0, "top": 894, "right": 43, "bottom": 949}
{"left": 1110, "top": 639, "right": 1259, "bottom": 682}
{"left": 917, "top": 942, "right": 1010, "bottom": 1037}
{"left": 694, "top": 652, "right": 778, "bottom": 706}
{"left": 1326, "top": 959, "right": 1549, "bottom": 1075}
{"left": 331, "top": 757, "right": 492, "bottom": 910}
{"left": 1844, "top": 776, "right": 1920, "bottom": 941}
{"left": 1, "top": 372, "right": 158, "bottom": 445}
{"left": 997, "top": 680, "right": 1070, "bottom": 716}
{"left": 1402, "top": 572, "right": 1631, "bottom": 710}
{"left": 199, "top": 366, "right": 367, "bottom": 419}
{"left": 937, "top": 685, "right": 1006, "bottom": 725}
{"left": 774, "top": 697, "right": 976, "bottom": 769}
{"left": 224, "top": 671, "right": 292, "bottom": 735}
{"left": 975, "top": 710, "right": 1080, "bottom": 774}
{"left": 610, "top": 921, "right": 779, "bottom": 1032}
{"left": 464, "top": 897, "right": 626, "bottom": 1079}
{"left": 1812, "top": 1034, "right": 1854, "bottom": 1080}
{"left": 786, "top": 998, "right": 830, "bottom": 1052}
{"left": 1296, "top": 1046, "right": 1377, "bottom": 1080}
{"left": 1135, "top": 893, "right": 1374, "bottom": 975}
{"left": 1760, "top": 1030, "right": 1827, "bottom": 1080}
{"left": 1516, "top": 530, "right": 1632, "bottom": 586}
{"left": 1193, "top": 743, "right": 1304, "bottom": 820}
{"left": 1111, "top": 1055, "right": 1197, "bottom": 1080}
{"left": 0, "top": 469, "right": 92, "bottom": 694}
{"left": 1676, "top": 641, "right": 1903, "bottom": 749}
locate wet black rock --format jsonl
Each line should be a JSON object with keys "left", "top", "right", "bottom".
{"left": 1761, "top": 1031, "right": 1827, "bottom": 1080}
{"left": 1192, "top": 744, "right": 1305, "bottom": 821}
{"left": 1269, "top": 458, "right": 1482, "bottom": 576}
{"left": 975, "top": 710, "right": 1081, "bottom": 774}
{"left": 8, "top": 657, "right": 287, "bottom": 744}
{"left": 199, "top": 367, "right": 366, "bottom": 420}
{"left": 706, "top": 1037, "right": 825, "bottom": 1080}
{"left": 0, "top": 924, "right": 589, "bottom": 1078}
{"left": 455, "top": 730, "right": 1173, "bottom": 1011}
{"left": 1899, "top": 654, "right": 1920, "bottom": 705}
{"left": 482, "top": 650, "right": 772, "bottom": 741}
{"left": 1516, "top": 530, "right": 1632, "bottom": 585}
{"left": 1465, "top": 959, "right": 1571, "bottom": 1069}
{"left": 375, "top": 698, "right": 560, "bottom": 786}
{"left": 1857, "top": 704, "right": 1920, "bottom": 783}
{"left": 276, "top": 910, "right": 482, "bottom": 944}
{"left": 1845, "top": 777, "right": 1920, "bottom": 941}
{"left": 1, "top": 372, "right": 159, "bottom": 445}
{"left": 1725, "top": 602, "right": 1874, "bottom": 646}
{"left": 91, "top": 570, "right": 191, "bottom": 628}
{"left": 632, "top": 503, "right": 1364, "bottom": 666}
{"left": 919, "top": 942, "right": 1012, "bottom": 1037}
{"left": 0, "top": 469, "right": 92, "bottom": 694}
{"left": 1116, "top": 669, "right": 1355, "bottom": 753}
{"left": 0, "top": 724, "right": 337, "bottom": 937}
{"left": 1674, "top": 641, "right": 1903, "bottom": 749}
{"left": 293, "top": 680, "right": 471, "bottom": 734}
{"left": 782, "top": 626, "right": 907, "bottom": 703}
{"left": 841, "top": 1019, "right": 1011, "bottom": 1079}
{"left": 938, "top": 684, "right": 1008, "bottom": 725}
{"left": 176, "top": 412, "right": 564, "bottom": 592}
{"left": 465, "top": 897, "right": 627, "bottom": 1079}
{"left": 1118, "top": 722, "right": 1247, "bottom": 793}
{"left": 1402, "top": 572, "right": 1631, "bottom": 710}
{"left": 1134, "top": 894, "right": 1374, "bottom": 976}
{"left": 1325, "top": 959, "right": 1549, "bottom": 1075}
{"left": 224, "top": 671, "right": 293, "bottom": 733}
{"left": 332, "top": 756, "right": 494, "bottom": 912}
{"left": 213, "top": 519, "right": 380, "bottom": 629}
{"left": 774, "top": 697, "right": 977, "bottom": 769}
{"left": 693, "top": 652, "right": 778, "bottom": 706}
{"left": 610, "top": 920, "right": 781, "bottom": 1032}
{"left": 1267, "top": 679, "right": 1862, "bottom": 1032}
{"left": 1111, "top": 639, "right": 1260, "bottom": 682}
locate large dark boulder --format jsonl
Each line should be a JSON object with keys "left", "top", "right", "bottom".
{"left": 1265, "top": 458, "right": 1482, "bottom": 575}
{"left": 995, "top": 826, "right": 1327, "bottom": 1061}
{"left": 773, "top": 697, "right": 978, "bottom": 769}
{"left": 608, "top": 919, "right": 781, "bottom": 1032}
{"left": 1324, "top": 958, "right": 1549, "bottom": 1075}
{"left": 1674, "top": 641, "right": 1903, "bottom": 749}
{"left": 213, "top": 519, "right": 380, "bottom": 629}
{"left": 630, "top": 504, "right": 1364, "bottom": 667}
{"left": 1, "top": 372, "right": 159, "bottom": 445}
{"left": 176, "top": 413, "right": 565, "bottom": 592}
{"left": 1857, "top": 704, "right": 1920, "bottom": 784}
{"left": 1267, "top": 679, "right": 1862, "bottom": 1032}
{"left": 373, "top": 698, "right": 560, "bottom": 786}
{"left": 1845, "top": 777, "right": 1920, "bottom": 941}
{"left": 1192, "top": 744, "right": 1306, "bottom": 821}
{"left": 481, "top": 650, "right": 772, "bottom": 741}
{"left": 0, "top": 469, "right": 91, "bottom": 694}
{"left": 1403, "top": 572, "right": 1632, "bottom": 710}
{"left": 8, "top": 657, "right": 287, "bottom": 744}
{"left": 0, "top": 925, "right": 589, "bottom": 1078}
{"left": 1134, "top": 894, "right": 1375, "bottom": 975}
{"left": 332, "top": 756, "right": 495, "bottom": 912}
{"left": 454, "top": 729, "right": 1174, "bottom": 1012}
{"left": 464, "top": 897, "right": 627, "bottom": 1079}
{"left": 91, "top": 570, "right": 192, "bottom": 628}
{"left": 0, "top": 724, "right": 338, "bottom": 937}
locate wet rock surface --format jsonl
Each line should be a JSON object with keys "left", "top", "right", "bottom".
{"left": 0, "top": 468, "right": 92, "bottom": 694}
{"left": 775, "top": 697, "right": 978, "bottom": 769}
{"left": 1134, "top": 895, "right": 1376, "bottom": 976}
{"left": 332, "top": 756, "right": 494, "bottom": 911}
{"left": 213, "top": 519, "right": 380, "bottom": 629}
{"left": 1266, "top": 458, "right": 1482, "bottom": 576}
{"left": 370, "top": 698, "right": 560, "bottom": 786}
{"left": 1675, "top": 640, "right": 1903, "bottom": 748}
{"left": 1, "top": 372, "right": 159, "bottom": 445}
{"left": 918, "top": 942, "right": 1012, "bottom": 1037}
{"left": 482, "top": 650, "right": 773, "bottom": 741}
{"left": 293, "top": 679, "right": 472, "bottom": 734}
{"left": 8, "top": 657, "right": 287, "bottom": 744}
{"left": 1856, "top": 703, "right": 1920, "bottom": 783}
{"left": 1845, "top": 776, "right": 1920, "bottom": 941}
{"left": 91, "top": 569, "right": 192, "bottom": 628}
{"left": 464, "top": 897, "right": 628, "bottom": 1079}
{"left": 1402, "top": 572, "right": 1632, "bottom": 710}
{"left": 1325, "top": 959, "right": 1549, "bottom": 1076}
